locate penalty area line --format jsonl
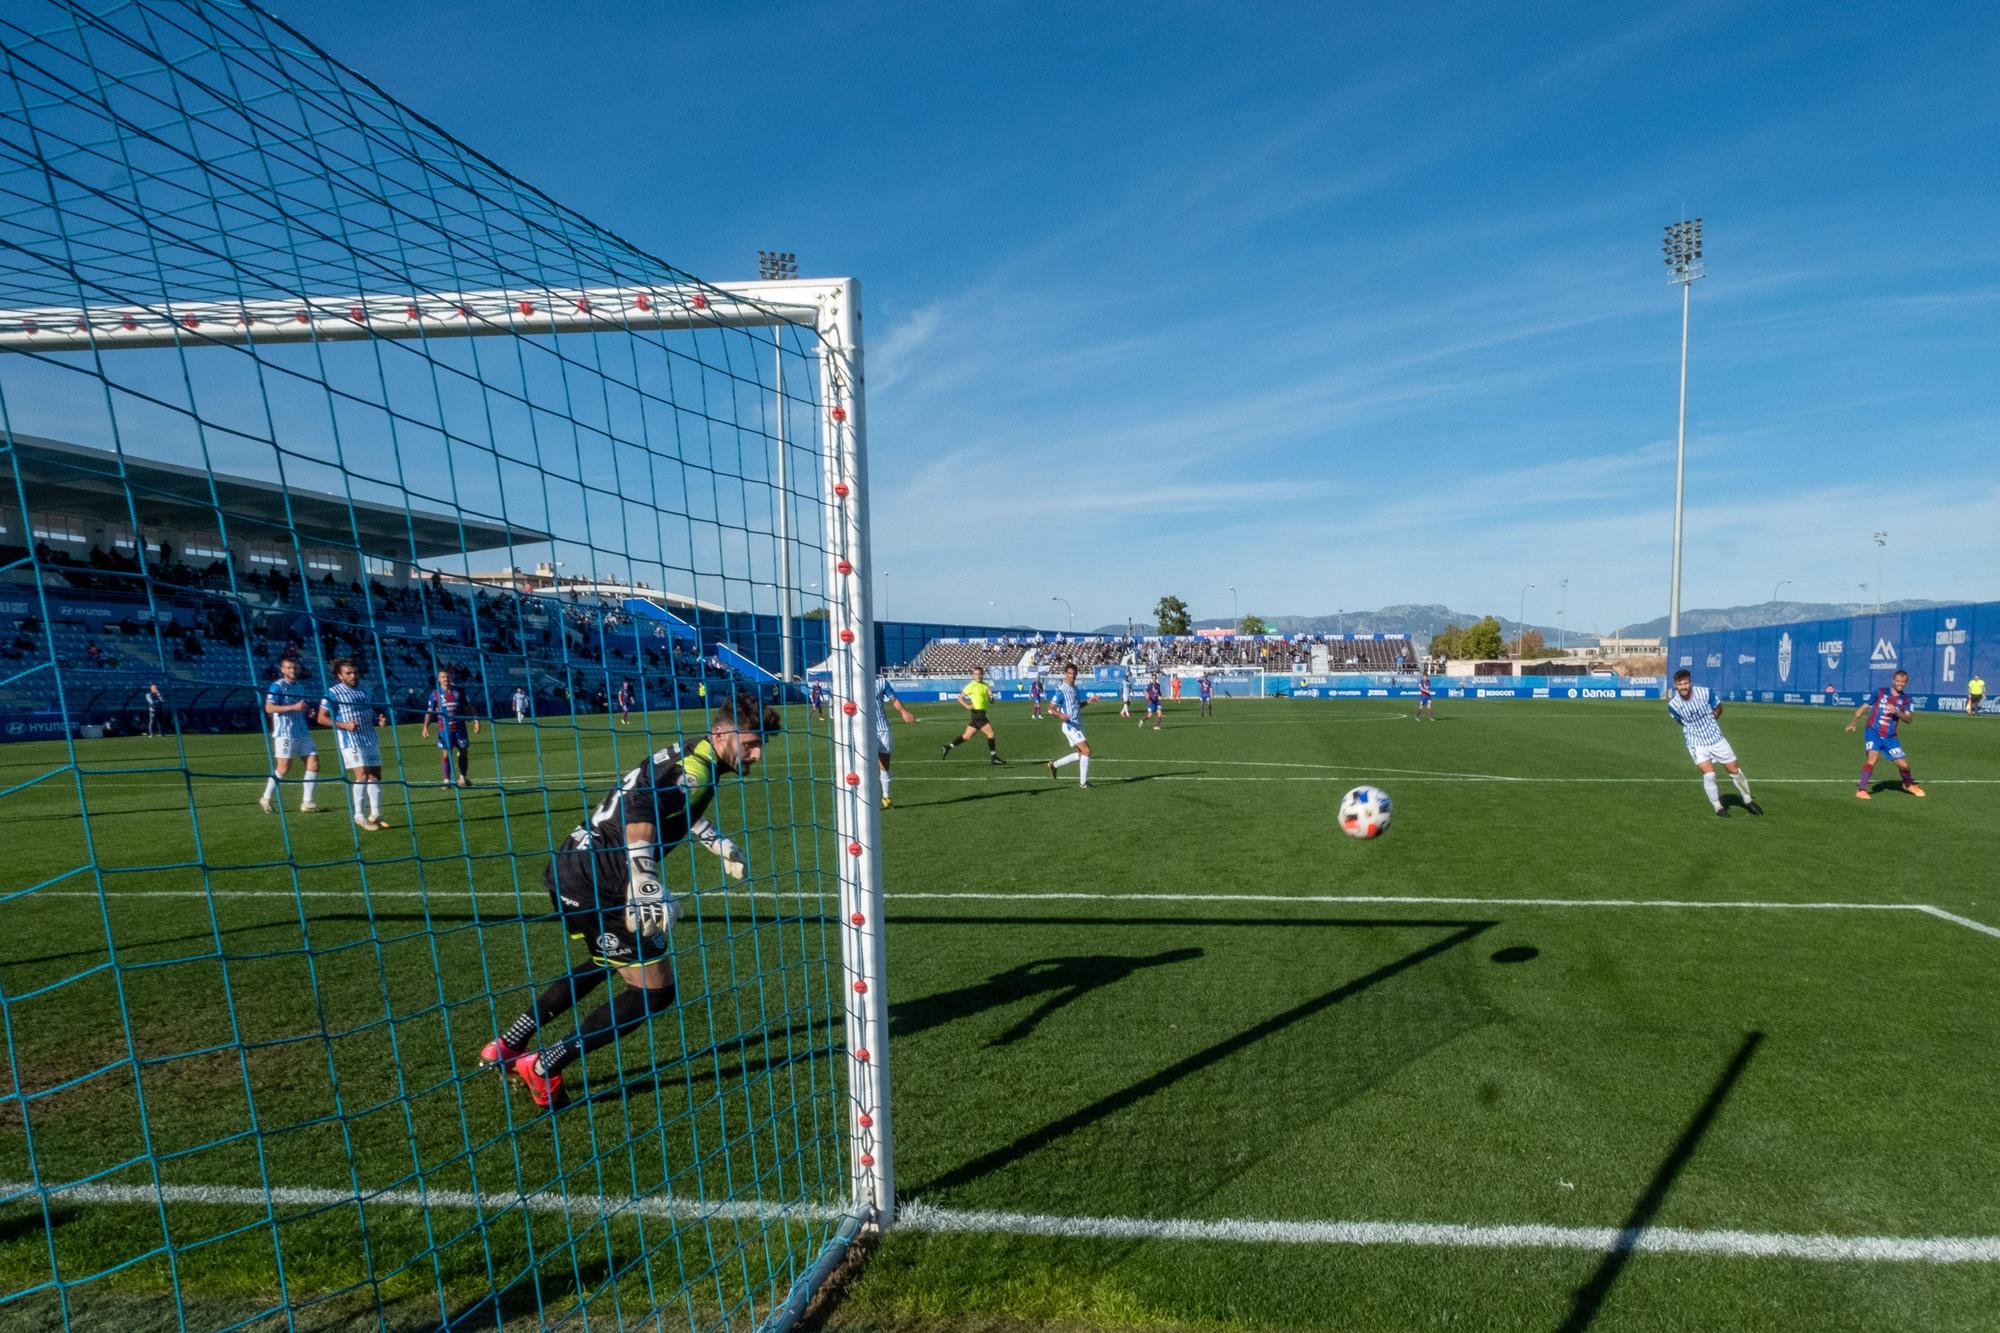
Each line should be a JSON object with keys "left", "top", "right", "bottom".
{"left": 6, "top": 1180, "right": 1995, "bottom": 1265}
{"left": 15, "top": 886, "right": 1999, "bottom": 941}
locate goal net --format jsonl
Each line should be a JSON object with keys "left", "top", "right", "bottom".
{"left": 0, "top": 2, "right": 888, "bottom": 1328}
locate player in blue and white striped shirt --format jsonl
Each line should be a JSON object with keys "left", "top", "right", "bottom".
{"left": 1668, "top": 669, "right": 1761, "bottom": 818}
{"left": 317, "top": 657, "right": 391, "bottom": 831}
{"left": 1043, "top": 663, "right": 1093, "bottom": 788}
{"left": 875, "top": 674, "right": 917, "bottom": 810}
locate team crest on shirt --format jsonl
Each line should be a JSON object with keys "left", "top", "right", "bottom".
{"left": 596, "top": 932, "right": 625, "bottom": 956}
{"left": 1777, "top": 633, "right": 1793, "bottom": 683}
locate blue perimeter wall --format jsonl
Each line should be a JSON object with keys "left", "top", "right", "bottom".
{"left": 1668, "top": 600, "right": 1998, "bottom": 712}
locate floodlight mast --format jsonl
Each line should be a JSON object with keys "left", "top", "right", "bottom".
{"left": 1663, "top": 218, "right": 1705, "bottom": 640}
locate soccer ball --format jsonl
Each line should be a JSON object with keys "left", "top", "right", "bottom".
{"left": 1338, "top": 786, "right": 1393, "bottom": 839}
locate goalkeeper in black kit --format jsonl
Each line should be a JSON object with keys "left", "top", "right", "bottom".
{"left": 483, "top": 691, "right": 779, "bottom": 1108}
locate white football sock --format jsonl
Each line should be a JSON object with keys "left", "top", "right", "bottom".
{"left": 1701, "top": 771, "right": 1721, "bottom": 808}
{"left": 263, "top": 775, "right": 279, "bottom": 801}
{"left": 367, "top": 781, "right": 382, "bottom": 817}
{"left": 1052, "top": 753, "right": 1079, "bottom": 770}
{"left": 1078, "top": 756, "right": 1090, "bottom": 786}
{"left": 880, "top": 769, "right": 892, "bottom": 795}
{"left": 1730, "top": 771, "right": 1752, "bottom": 801}
{"left": 351, "top": 782, "right": 367, "bottom": 817}
{"left": 301, "top": 773, "right": 317, "bottom": 806}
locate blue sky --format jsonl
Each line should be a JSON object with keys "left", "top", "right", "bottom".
{"left": 265, "top": 1, "right": 1998, "bottom": 635}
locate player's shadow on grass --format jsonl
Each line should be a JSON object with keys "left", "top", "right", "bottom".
{"left": 910, "top": 916, "right": 1497, "bottom": 1198}
{"left": 908, "top": 769, "right": 1200, "bottom": 808}
{"left": 891, "top": 948, "right": 1204, "bottom": 1047}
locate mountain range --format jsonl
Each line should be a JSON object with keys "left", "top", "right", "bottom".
{"left": 1092, "top": 599, "right": 1953, "bottom": 646}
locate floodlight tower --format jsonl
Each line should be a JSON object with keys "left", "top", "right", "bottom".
{"left": 760, "top": 249, "right": 800, "bottom": 679}
{"left": 1663, "top": 217, "right": 1705, "bottom": 639}
{"left": 1873, "top": 531, "right": 1887, "bottom": 612}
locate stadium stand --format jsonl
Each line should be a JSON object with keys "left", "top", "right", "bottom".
{"left": 900, "top": 632, "right": 1414, "bottom": 675}
{"left": 0, "top": 437, "right": 781, "bottom": 736}
{"left": 914, "top": 639, "right": 1032, "bottom": 675}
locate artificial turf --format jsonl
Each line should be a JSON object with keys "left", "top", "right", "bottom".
{"left": 2, "top": 696, "right": 1997, "bottom": 1331}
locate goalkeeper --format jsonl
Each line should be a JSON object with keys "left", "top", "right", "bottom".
{"left": 485, "top": 690, "right": 778, "bottom": 1108}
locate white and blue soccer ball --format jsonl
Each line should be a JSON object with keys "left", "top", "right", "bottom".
{"left": 1338, "top": 785, "right": 1393, "bottom": 839}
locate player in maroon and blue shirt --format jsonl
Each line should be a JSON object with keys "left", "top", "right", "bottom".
{"left": 1845, "top": 669, "right": 1924, "bottom": 799}
{"left": 1198, "top": 672, "right": 1214, "bottom": 717}
{"left": 1029, "top": 673, "right": 1046, "bottom": 719}
{"left": 617, "top": 680, "right": 635, "bottom": 726}
{"left": 1143, "top": 676, "right": 1162, "bottom": 731}
{"left": 1415, "top": 673, "right": 1435, "bottom": 721}
{"left": 421, "top": 668, "right": 481, "bottom": 787}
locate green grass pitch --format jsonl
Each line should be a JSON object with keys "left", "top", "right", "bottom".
{"left": 3, "top": 696, "right": 1998, "bottom": 1331}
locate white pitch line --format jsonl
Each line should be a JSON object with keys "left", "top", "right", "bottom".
{"left": 9, "top": 884, "right": 1998, "bottom": 944}
{"left": 5, "top": 1180, "right": 1995, "bottom": 1265}
{"left": 1914, "top": 905, "right": 2000, "bottom": 940}
{"left": 12, "top": 886, "right": 1998, "bottom": 940}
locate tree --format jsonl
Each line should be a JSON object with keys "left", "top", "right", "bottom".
{"left": 1155, "top": 595, "right": 1192, "bottom": 636}
{"left": 1428, "top": 623, "right": 1464, "bottom": 659}
{"left": 1516, "top": 628, "right": 1547, "bottom": 658}
{"left": 802, "top": 607, "right": 828, "bottom": 621}
{"left": 1461, "top": 615, "right": 1506, "bottom": 660}
{"left": 1238, "top": 614, "right": 1271, "bottom": 635}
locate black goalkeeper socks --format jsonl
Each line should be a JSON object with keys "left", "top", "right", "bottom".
{"left": 537, "top": 981, "right": 676, "bottom": 1076}
{"left": 504, "top": 965, "right": 609, "bottom": 1049}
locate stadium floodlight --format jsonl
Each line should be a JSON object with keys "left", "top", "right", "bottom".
{"left": 1559, "top": 578, "right": 1569, "bottom": 654}
{"left": 1229, "top": 585, "right": 1238, "bottom": 627}
{"left": 1772, "top": 578, "right": 1791, "bottom": 604}
{"left": 761, "top": 248, "right": 800, "bottom": 682}
{"left": 1518, "top": 583, "right": 1535, "bottom": 658}
{"left": 1050, "top": 595, "right": 1074, "bottom": 632}
{"left": 1873, "top": 532, "right": 1887, "bottom": 613}
{"left": 1662, "top": 217, "right": 1705, "bottom": 640}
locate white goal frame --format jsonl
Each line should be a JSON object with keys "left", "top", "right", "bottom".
{"left": 0, "top": 276, "right": 897, "bottom": 1237}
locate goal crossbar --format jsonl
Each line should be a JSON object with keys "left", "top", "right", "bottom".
{"left": 0, "top": 278, "right": 832, "bottom": 350}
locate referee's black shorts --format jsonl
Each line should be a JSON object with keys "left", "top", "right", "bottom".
{"left": 966, "top": 709, "right": 991, "bottom": 729}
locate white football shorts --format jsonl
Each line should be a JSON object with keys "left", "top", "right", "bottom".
{"left": 876, "top": 716, "right": 893, "bottom": 754}
{"left": 1687, "top": 738, "right": 1737, "bottom": 767}
{"left": 1060, "top": 722, "right": 1087, "bottom": 748}
{"left": 336, "top": 732, "right": 382, "bottom": 769}
{"left": 271, "top": 734, "right": 315, "bottom": 761}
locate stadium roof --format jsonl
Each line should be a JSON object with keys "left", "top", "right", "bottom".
{"left": 6, "top": 434, "right": 546, "bottom": 559}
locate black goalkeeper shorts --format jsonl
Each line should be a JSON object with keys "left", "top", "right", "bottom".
{"left": 965, "top": 710, "right": 991, "bottom": 729}
{"left": 545, "top": 847, "right": 668, "bottom": 968}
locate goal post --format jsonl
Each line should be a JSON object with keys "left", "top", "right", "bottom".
{"left": 0, "top": 2, "right": 889, "bottom": 1328}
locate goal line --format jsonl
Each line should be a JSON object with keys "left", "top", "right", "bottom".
{"left": 8, "top": 1180, "right": 1994, "bottom": 1266}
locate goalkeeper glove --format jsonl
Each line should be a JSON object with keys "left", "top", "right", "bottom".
{"left": 623, "top": 851, "right": 682, "bottom": 936}
{"left": 715, "top": 838, "right": 749, "bottom": 881}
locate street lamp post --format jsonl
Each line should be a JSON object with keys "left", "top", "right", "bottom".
{"left": 1518, "top": 583, "right": 1535, "bottom": 659}
{"left": 1050, "top": 595, "right": 1073, "bottom": 633}
{"left": 1872, "top": 532, "right": 1887, "bottom": 613}
{"left": 1662, "top": 218, "right": 1705, "bottom": 640}
{"left": 1558, "top": 578, "right": 1569, "bottom": 654}
{"left": 758, "top": 248, "right": 799, "bottom": 680}
{"left": 1772, "top": 578, "right": 1791, "bottom": 605}
{"left": 1229, "top": 585, "right": 1238, "bottom": 630}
